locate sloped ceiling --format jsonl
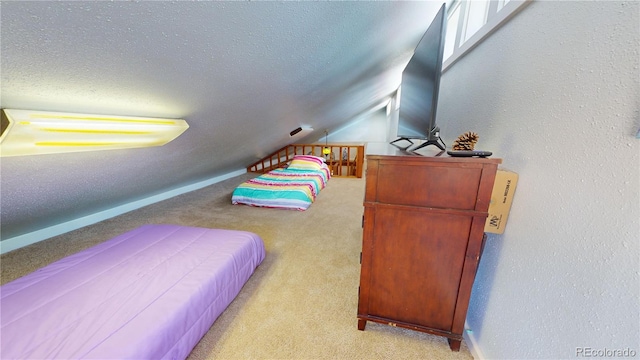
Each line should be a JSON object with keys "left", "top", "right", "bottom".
{"left": 0, "top": 1, "right": 442, "bottom": 241}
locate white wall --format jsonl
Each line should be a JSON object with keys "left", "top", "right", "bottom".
{"left": 325, "top": 108, "right": 389, "bottom": 143}
{"left": 436, "top": 1, "right": 639, "bottom": 359}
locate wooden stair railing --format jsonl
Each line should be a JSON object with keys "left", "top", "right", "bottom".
{"left": 247, "top": 144, "right": 365, "bottom": 178}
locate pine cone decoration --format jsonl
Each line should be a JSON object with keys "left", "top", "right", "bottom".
{"left": 452, "top": 131, "right": 479, "bottom": 150}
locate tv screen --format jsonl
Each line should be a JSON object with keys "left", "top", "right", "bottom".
{"left": 394, "top": 4, "right": 447, "bottom": 151}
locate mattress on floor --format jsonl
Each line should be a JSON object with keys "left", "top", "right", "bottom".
{"left": 0, "top": 224, "right": 266, "bottom": 359}
{"left": 232, "top": 167, "right": 330, "bottom": 211}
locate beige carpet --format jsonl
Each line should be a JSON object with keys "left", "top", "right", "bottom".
{"left": 1, "top": 172, "right": 473, "bottom": 360}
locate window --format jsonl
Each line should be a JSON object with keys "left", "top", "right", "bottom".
{"left": 443, "top": 0, "right": 532, "bottom": 72}
{"left": 463, "top": 0, "right": 490, "bottom": 43}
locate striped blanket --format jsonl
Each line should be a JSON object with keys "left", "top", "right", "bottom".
{"left": 232, "top": 167, "right": 330, "bottom": 211}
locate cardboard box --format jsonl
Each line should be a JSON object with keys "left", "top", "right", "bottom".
{"left": 484, "top": 169, "right": 518, "bottom": 234}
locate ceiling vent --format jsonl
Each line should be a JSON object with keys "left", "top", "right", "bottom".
{"left": 289, "top": 126, "right": 313, "bottom": 138}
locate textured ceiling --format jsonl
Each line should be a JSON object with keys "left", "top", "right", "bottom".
{"left": 0, "top": 1, "right": 442, "bottom": 240}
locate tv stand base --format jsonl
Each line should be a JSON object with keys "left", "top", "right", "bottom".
{"left": 390, "top": 137, "right": 446, "bottom": 152}
{"left": 411, "top": 138, "right": 446, "bottom": 151}
{"left": 390, "top": 137, "right": 414, "bottom": 147}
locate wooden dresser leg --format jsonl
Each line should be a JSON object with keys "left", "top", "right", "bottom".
{"left": 447, "top": 338, "right": 461, "bottom": 352}
{"left": 357, "top": 319, "right": 367, "bottom": 331}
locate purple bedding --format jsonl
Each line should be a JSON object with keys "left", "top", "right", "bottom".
{"left": 0, "top": 224, "right": 265, "bottom": 359}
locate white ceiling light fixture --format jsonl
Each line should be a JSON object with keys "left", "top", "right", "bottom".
{"left": 0, "top": 109, "right": 189, "bottom": 157}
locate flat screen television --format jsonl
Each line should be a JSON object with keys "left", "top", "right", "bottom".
{"left": 391, "top": 3, "right": 447, "bottom": 151}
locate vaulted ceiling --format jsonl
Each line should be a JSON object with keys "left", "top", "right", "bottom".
{"left": 0, "top": 1, "right": 443, "bottom": 241}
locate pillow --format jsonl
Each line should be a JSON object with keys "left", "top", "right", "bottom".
{"left": 299, "top": 154, "right": 325, "bottom": 163}
{"left": 288, "top": 155, "right": 324, "bottom": 170}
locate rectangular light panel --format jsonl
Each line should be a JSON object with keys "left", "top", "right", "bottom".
{"left": 0, "top": 109, "right": 189, "bottom": 157}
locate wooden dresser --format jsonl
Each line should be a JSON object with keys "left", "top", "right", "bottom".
{"left": 357, "top": 147, "right": 501, "bottom": 351}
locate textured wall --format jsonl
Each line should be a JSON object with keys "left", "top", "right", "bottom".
{"left": 437, "top": 1, "right": 639, "bottom": 358}
{"left": 327, "top": 108, "right": 389, "bottom": 143}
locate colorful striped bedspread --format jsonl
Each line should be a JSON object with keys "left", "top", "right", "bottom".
{"left": 232, "top": 167, "right": 330, "bottom": 211}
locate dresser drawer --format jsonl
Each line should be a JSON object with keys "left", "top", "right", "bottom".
{"left": 373, "top": 162, "right": 482, "bottom": 210}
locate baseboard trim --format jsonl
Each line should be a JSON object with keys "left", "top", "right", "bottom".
{"left": 0, "top": 169, "right": 247, "bottom": 254}
{"left": 464, "top": 321, "right": 486, "bottom": 360}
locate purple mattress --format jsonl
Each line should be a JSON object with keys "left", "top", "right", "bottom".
{"left": 0, "top": 224, "right": 265, "bottom": 359}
